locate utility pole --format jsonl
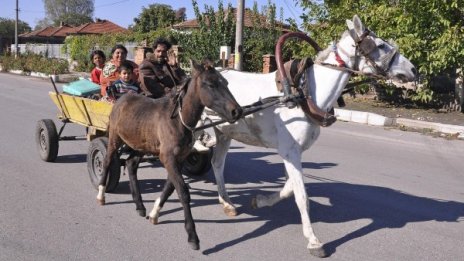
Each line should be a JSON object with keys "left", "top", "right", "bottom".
{"left": 234, "top": 0, "right": 244, "bottom": 71}
{"left": 15, "top": 0, "right": 19, "bottom": 58}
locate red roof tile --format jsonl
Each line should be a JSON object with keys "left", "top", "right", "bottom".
{"left": 70, "top": 19, "right": 128, "bottom": 35}
{"left": 173, "top": 8, "right": 294, "bottom": 32}
{"left": 19, "top": 19, "right": 128, "bottom": 38}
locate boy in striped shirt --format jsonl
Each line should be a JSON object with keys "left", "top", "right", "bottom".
{"left": 106, "top": 60, "right": 140, "bottom": 101}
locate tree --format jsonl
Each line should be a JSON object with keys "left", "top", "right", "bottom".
{"left": 295, "top": 0, "right": 464, "bottom": 99}
{"left": 243, "top": 1, "right": 297, "bottom": 71}
{"left": 0, "top": 18, "right": 31, "bottom": 37}
{"left": 42, "top": 0, "right": 94, "bottom": 26}
{"left": 34, "top": 18, "right": 53, "bottom": 30}
{"left": 175, "top": 0, "right": 235, "bottom": 64}
{"left": 131, "top": 4, "right": 185, "bottom": 33}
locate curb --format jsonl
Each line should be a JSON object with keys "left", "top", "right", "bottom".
{"left": 4, "top": 70, "right": 89, "bottom": 83}
{"left": 334, "top": 108, "right": 464, "bottom": 139}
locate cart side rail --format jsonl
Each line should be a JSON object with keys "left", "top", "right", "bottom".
{"left": 49, "top": 92, "right": 113, "bottom": 131}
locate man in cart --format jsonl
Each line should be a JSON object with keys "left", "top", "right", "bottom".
{"left": 138, "top": 38, "right": 216, "bottom": 149}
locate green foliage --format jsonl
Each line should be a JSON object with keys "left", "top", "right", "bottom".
{"left": 131, "top": 4, "right": 185, "bottom": 33}
{"left": 354, "top": 83, "right": 370, "bottom": 95}
{"left": 42, "top": 0, "right": 94, "bottom": 26}
{"left": 411, "top": 88, "right": 434, "bottom": 104}
{"left": 295, "top": 0, "right": 464, "bottom": 103}
{"left": 242, "top": 2, "right": 280, "bottom": 71}
{"left": 62, "top": 28, "right": 176, "bottom": 71}
{"left": 175, "top": 0, "right": 235, "bottom": 64}
{"left": 176, "top": 0, "right": 300, "bottom": 72}
{"left": 0, "top": 18, "right": 31, "bottom": 37}
{"left": 0, "top": 52, "right": 68, "bottom": 74}
{"left": 63, "top": 32, "right": 134, "bottom": 72}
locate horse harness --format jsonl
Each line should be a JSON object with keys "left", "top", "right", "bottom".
{"left": 313, "top": 33, "right": 396, "bottom": 82}
{"left": 169, "top": 77, "right": 196, "bottom": 134}
{"left": 175, "top": 30, "right": 400, "bottom": 132}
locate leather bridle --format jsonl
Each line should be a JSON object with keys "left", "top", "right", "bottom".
{"left": 350, "top": 28, "right": 398, "bottom": 76}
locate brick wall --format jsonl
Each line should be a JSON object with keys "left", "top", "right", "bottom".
{"left": 262, "top": 54, "right": 276, "bottom": 73}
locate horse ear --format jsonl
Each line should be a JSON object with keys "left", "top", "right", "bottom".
{"left": 202, "top": 59, "right": 214, "bottom": 71}
{"left": 346, "top": 19, "right": 358, "bottom": 41}
{"left": 346, "top": 19, "right": 354, "bottom": 31}
{"left": 352, "top": 15, "right": 365, "bottom": 36}
{"left": 190, "top": 59, "right": 203, "bottom": 73}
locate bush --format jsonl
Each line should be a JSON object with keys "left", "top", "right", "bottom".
{"left": 0, "top": 52, "right": 69, "bottom": 74}
{"left": 62, "top": 29, "right": 175, "bottom": 72}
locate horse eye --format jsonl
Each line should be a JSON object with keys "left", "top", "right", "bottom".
{"left": 206, "top": 82, "right": 217, "bottom": 88}
{"left": 378, "top": 43, "right": 385, "bottom": 49}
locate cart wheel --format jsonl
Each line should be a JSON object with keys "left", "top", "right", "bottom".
{"left": 182, "top": 148, "right": 213, "bottom": 178}
{"left": 35, "top": 119, "right": 59, "bottom": 162}
{"left": 87, "top": 137, "right": 121, "bottom": 192}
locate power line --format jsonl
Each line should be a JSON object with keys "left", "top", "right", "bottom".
{"left": 283, "top": 0, "right": 299, "bottom": 21}
{"left": 95, "top": 0, "right": 130, "bottom": 8}
{"left": 20, "top": 9, "right": 45, "bottom": 14}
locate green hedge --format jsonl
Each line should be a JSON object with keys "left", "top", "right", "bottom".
{"left": 62, "top": 29, "right": 174, "bottom": 72}
{"left": 0, "top": 53, "right": 69, "bottom": 74}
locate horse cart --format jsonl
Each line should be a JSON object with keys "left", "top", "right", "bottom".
{"left": 35, "top": 79, "right": 212, "bottom": 192}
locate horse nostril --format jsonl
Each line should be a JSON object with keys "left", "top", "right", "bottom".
{"left": 411, "top": 67, "right": 418, "bottom": 77}
{"left": 232, "top": 107, "right": 243, "bottom": 119}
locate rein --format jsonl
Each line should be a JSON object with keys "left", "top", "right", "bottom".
{"left": 315, "top": 61, "right": 387, "bottom": 80}
{"left": 170, "top": 78, "right": 196, "bottom": 133}
{"left": 195, "top": 30, "right": 400, "bottom": 131}
{"left": 195, "top": 94, "right": 303, "bottom": 132}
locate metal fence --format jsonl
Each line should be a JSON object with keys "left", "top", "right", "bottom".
{"left": 11, "top": 42, "right": 138, "bottom": 61}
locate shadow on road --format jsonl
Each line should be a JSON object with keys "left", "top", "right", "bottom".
{"left": 95, "top": 149, "right": 464, "bottom": 257}
{"left": 199, "top": 180, "right": 463, "bottom": 256}
{"left": 54, "top": 153, "right": 86, "bottom": 163}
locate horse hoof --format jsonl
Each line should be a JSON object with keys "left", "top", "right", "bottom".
{"left": 137, "top": 209, "right": 146, "bottom": 217}
{"left": 189, "top": 241, "right": 200, "bottom": 250}
{"left": 97, "top": 198, "right": 105, "bottom": 206}
{"left": 149, "top": 216, "right": 158, "bottom": 225}
{"left": 224, "top": 207, "right": 237, "bottom": 216}
{"left": 251, "top": 197, "right": 258, "bottom": 209}
{"left": 309, "top": 246, "right": 327, "bottom": 258}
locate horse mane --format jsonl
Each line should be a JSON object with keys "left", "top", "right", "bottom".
{"left": 315, "top": 31, "right": 351, "bottom": 63}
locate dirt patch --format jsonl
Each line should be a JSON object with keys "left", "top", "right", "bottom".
{"left": 341, "top": 95, "right": 464, "bottom": 126}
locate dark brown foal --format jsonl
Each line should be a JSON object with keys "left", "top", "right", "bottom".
{"left": 96, "top": 60, "right": 242, "bottom": 250}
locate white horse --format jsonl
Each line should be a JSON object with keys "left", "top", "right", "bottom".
{"left": 206, "top": 15, "right": 417, "bottom": 257}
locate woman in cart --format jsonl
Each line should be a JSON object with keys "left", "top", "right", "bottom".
{"left": 100, "top": 44, "right": 139, "bottom": 96}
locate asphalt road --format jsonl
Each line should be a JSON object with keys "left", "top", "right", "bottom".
{"left": 1, "top": 73, "right": 463, "bottom": 261}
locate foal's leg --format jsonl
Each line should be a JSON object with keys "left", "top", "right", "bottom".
{"left": 125, "top": 152, "right": 146, "bottom": 217}
{"left": 162, "top": 154, "right": 200, "bottom": 250}
{"left": 211, "top": 128, "right": 237, "bottom": 216}
{"left": 96, "top": 135, "right": 122, "bottom": 205}
{"left": 148, "top": 179, "right": 174, "bottom": 224}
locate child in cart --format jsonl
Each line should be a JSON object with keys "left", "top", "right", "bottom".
{"left": 90, "top": 50, "right": 106, "bottom": 85}
{"left": 105, "top": 60, "right": 140, "bottom": 102}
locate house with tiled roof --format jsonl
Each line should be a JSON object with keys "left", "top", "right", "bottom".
{"left": 19, "top": 19, "right": 128, "bottom": 44}
{"left": 172, "top": 8, "right": 295, "bottom": 33}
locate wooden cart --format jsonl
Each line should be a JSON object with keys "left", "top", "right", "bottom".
{"left": 35, "top": 81, "right": 212, "bottom": 192}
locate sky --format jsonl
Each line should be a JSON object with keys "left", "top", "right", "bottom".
{"left": 0, "top": 0, "right": 304, "bottom": 29}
